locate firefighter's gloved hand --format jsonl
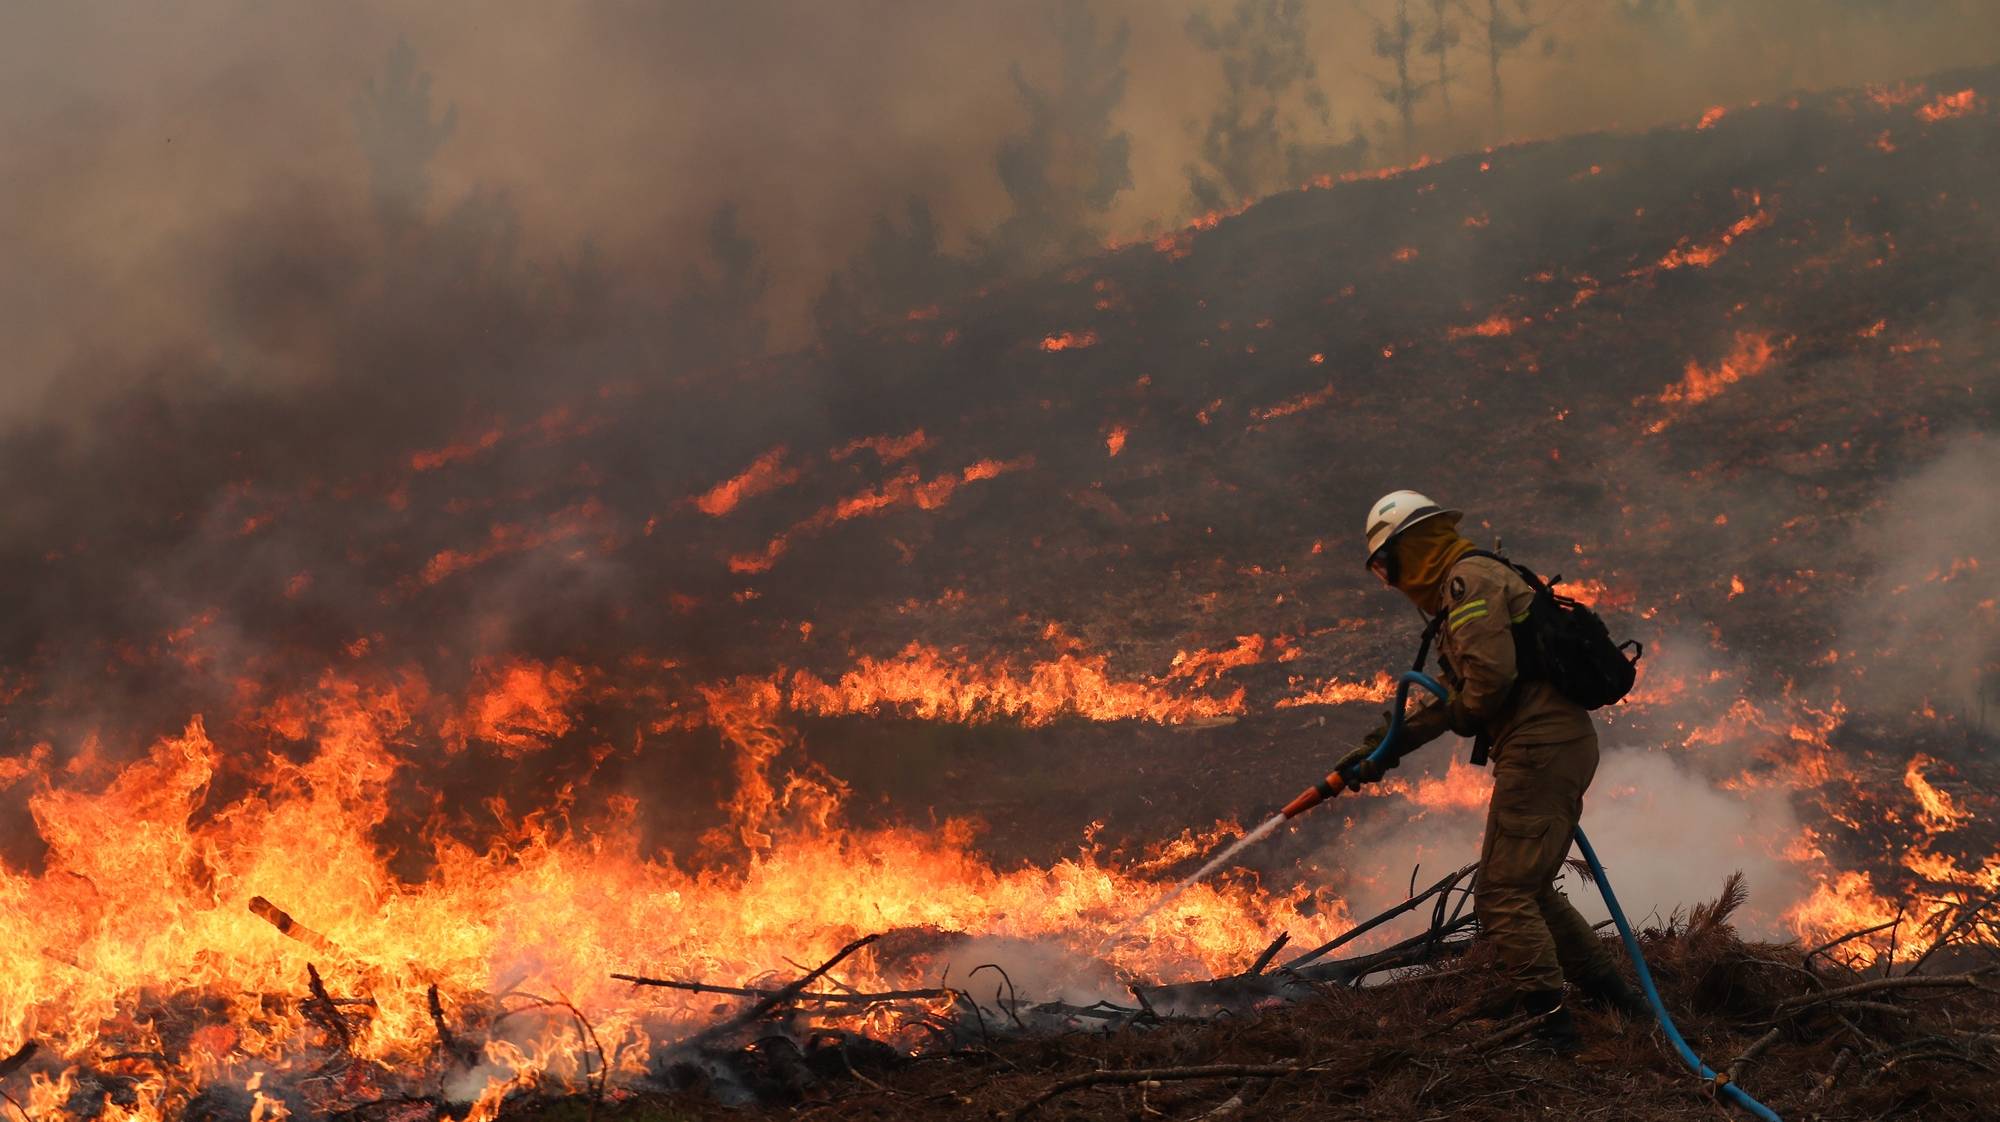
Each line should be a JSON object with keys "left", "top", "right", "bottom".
{"left": 1360, "top": 711, "right": 1391, "bottom": 753}
{"left": 1335, "top": 731, "right": 1394, "bottom": 787}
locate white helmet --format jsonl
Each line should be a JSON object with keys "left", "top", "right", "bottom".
{"left": 1364, "top": 490, "right": 1462, "bottom": 568}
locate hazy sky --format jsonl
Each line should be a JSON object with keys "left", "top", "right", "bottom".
{"left": 3, "top": 1, "right": 1995, "bottom": 416}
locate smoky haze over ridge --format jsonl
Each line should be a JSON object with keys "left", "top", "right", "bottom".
{"left": 5, "top": 1, "right": 1999, "bottom": 415}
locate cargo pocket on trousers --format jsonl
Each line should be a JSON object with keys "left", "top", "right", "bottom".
{"left": 1482, "top": 812, "right": 1561, "bottom": 891}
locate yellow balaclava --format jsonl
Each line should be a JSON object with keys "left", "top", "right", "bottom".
{"left": 1390, "top": 516, "right": 1477, "bottom": 615}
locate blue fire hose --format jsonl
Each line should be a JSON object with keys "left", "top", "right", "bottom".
{"left": 1288, "top": 670, "right": 1781, "bottom": 1121}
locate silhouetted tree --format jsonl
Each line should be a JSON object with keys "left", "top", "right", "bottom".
{"left": 664, "top": 203, "right": 769, "bottom": 369}
{"left": 1465, "top": 0, "right": 1556, "bottom": 134}
{"left": 353, "top": 38, "right": 457, "bottom": 239}
{"left": 1423, "top": 0, "right": 1461, "bottom": 119}
{"left": 815, "top": 198, "right": 971, "bottom": 338}
{"left": 982, "top": 0, "right": 1133, "bottom": 274}
{"left": 1371, "top": 1, "right": 1428, "bottom": 156}
{"left": 1183, "top": 0, "right": 1365, "bottom": 210}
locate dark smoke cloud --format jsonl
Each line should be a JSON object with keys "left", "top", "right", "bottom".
{"left": 5, "top": 0, "right": 1998, "bottom": 419}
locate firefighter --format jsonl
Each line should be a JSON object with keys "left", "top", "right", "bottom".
{"left": 1337, "top": 490, "right": 1647, "bottom": 1051}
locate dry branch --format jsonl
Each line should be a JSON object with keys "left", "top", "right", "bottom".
{"left": 250, "top": 896, "right": 337, "bottom": 955}
{"left": 613, "top": 974, "right": 951, "bottom": 1006}
{"left": 304, "top": 963, "right": 352, "bottom": 1055}
{"left": 1283, "top": 862, "right": 1477, "bottom": 971}
{"left": 677, "top": 933, "right": 882, "bottom": 1052}
{"left": 1803, "top": 917, "right": 1901, "bottom": 967}
{"left": 1012, "top": 1060, "right": 1331, "bottom": 1118}
{"left": 1247, "top": 933, "right": 1289, "bottom": 976}
{"left": 1727, "top": 1026, "right": 1782, "bottom": 1083}
{"left": 0, "top": 1044, "right": 35, "bottom": 1083}
{"left": 1775, "top": 970, "right": 1995, "bottom": 1014}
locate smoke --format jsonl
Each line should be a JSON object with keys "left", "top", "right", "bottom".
{"left": 1562, "top": 750, "right": 1806, "bottom": 939}
{"left": 1838, "top": 432, "right": 2000, "bottom": 722}
{"left": 1309, "top": 743, "right": 1807, "bottom": 946}
{"left": 4, "top": 1, "right": 1998, "bottom": 414}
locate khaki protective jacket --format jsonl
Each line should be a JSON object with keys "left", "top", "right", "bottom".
{"left": 1403, "top": 554, "right": 1594, "bottom": 758}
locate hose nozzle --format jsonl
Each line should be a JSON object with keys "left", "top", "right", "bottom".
{"left": 1281, "top": 772, "right": 1345, "bottom": 818}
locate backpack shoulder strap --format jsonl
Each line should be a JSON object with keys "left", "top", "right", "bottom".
{"left": 1412, "top": 609, "right": 1446, "bottom": 672}
{"left": 1460, "top": 548, "right": 1553, "bottom": 594}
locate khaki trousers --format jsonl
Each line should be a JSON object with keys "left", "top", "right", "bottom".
{"left": 1474, "top": 731, "right": 1618, "bottom": 994}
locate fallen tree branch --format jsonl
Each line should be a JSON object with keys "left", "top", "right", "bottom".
{"left": 0, "top": 1044, "right": 36, "bottom": 1083}
{"left": 1803, "top": 918, "right": 1903, "bottom": 970}
{"left": 305, "top": 963, "right": 352, "bottom": 1055}
{"left": 612, "top": 975, "right": 951, "bottom": 1006}
{"left": 1012, "top": 1061, "right": 1331, "bottom": 1118}
{"left": 678, "top": 933, "right": 881, "bottom": 1052}
{"left": 250, "top": 896, "right": 342, "bottom": 960}
{"left": 1284, "top": 863, "right": 1477, "bottom": 971}
{"left": 1300, "top": 914, "right": 1478, "bottom": 985}
{"left": 1247, "top": 933, "right": 1289, "bottom": 976}
{"left": 1775, "top": 970, "right": 1994, "bottom": 1014}
{"left": 1727, "top": 1026, "right": 1782, "bottom": 1083}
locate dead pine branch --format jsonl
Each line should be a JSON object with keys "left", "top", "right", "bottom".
{"left": 1283, "top": 862, "right": 1477, "bottom": 971}
{"left": 1727, "top": 1026, "right": 1783, "bottom": 1084}
{"left": 971, "top": 963, "right": 1027, "bottom": 1031}
{"left": 1012, "top": 1061, "right": 1332, "bottom": 1118}
{"left": 0, "top": 1044, "right": 36, "bottom": 1084}
{"left": 612, "top": 975, "right": 952, "bottom": 1006}
{"left": 679, "top": 933, "right": 881, "bottom": 1052}
{"left": 1774, "top": 969, "right": 1995, "bottom": 1015}
{"left": 1806, "top": 1047, "right": 1855, "bottom": 1107}
{"left": 250, "top": 896, "right": 338, "bottom": 956}
{"left": 304, "top": 963, "right": 353, "bottom": 1056}
{"left": 1247, "top": 933, "right": 1289, "bottom": 976}
{"left": 1906, "top": 894, "right": 2000, "bottom": 976}
{"left": 1803, "top": 917, "right": 1902, "bottom": 970}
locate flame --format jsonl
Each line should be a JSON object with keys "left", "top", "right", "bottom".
{"left": 787, "top": 641, "right": 1244, "bottom": 726}
{"left": 0, "top": 662, "right": 1368, "bottom": 1117}
{"left": 1784, "top": 871, "right": 1903, "bottom": 961}
{"left": 831, "top": 429, "right": 930, "bottom": 465}
{"left": 1646, "top": 332, "right": 1780, "bottom": 433}
{"left": 1904, "top": 755, "right": 1972, "bottom": 830}
{"left": 1040, "top": 330, "right": 1099, "bottom": 352}
{"left": 1657, "top": 208, "right": 1772, "bottom": 270}
{"left": 1380, "top": 758, "right": 1493, "bottom": 813}
{"left": 730, "top": 457, "right": 1033, "bottom": 574}
{"left": 1166, "top": 635, "right": 1286, "bottom": 688}
{"left": 1916, "top": 88, "right": 1982, "bottom": 122}
{"left": 1250, "top": 384, "right": 1334, "bottom": 423}
{"left": 1866, "top": 81, "right": 1927, "bottom": 110}
{"left": 1274, "top": 673, "right": 1396, "bottom": 709}
{"left": 446, "top": 659, "right": 586, "bottom": 756}
{"left": 1560, "top": 578, "right": 1634, "bottom": 611}
{"left": 1696, "top": 105, "right": 1727, "bottom": 130}
{"left": 410, "top": 428, "right": 505, "bottom": 472}
{"left": 419, "top": 500, "right": 607, "bottom": 585}
{"left": 1105, "top": 426, "right": 1128, "bottom": 458}
{"left": 695, "top": 447, "right": 801, "bottom": 516}
{"left": 1446, "top": 313, "right": 1524, "bottom": 341}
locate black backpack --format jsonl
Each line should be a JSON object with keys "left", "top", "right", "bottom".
{"left": 1419, "top": 549, "right": 1643, "bottom": 711}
